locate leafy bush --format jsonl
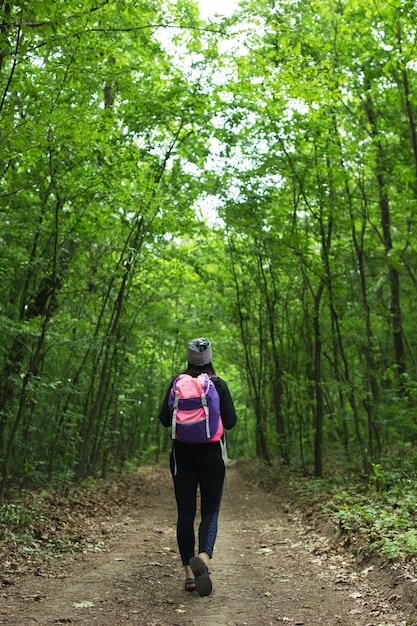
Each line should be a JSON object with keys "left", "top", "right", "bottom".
{"left": 324, "top": 470, "right": 417, "bottom": 560}
{"left": 0, "top": 503, "right": 38, "bottom": 540}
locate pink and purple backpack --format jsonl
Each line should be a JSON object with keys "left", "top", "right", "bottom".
{"left": 169, "top": 373, "right": 223, "bottom": 444}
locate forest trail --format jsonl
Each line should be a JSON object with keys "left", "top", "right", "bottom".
{"left": 1, "top": 461, "right": 416, "bottom": 626}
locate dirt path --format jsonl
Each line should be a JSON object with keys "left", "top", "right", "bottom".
{"left": 1, "top": 461, "right": 415, "bottom": 625}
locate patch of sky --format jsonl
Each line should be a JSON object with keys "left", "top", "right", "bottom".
{"left": 195, "top": 193, "right": 225, "bottom": 227}
{"left": 198, "top": 0, "right": 239, "bottom": 20}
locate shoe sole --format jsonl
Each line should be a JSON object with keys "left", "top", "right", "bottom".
{"left": 189, "top": 556, "right": 212, "bottom": 596}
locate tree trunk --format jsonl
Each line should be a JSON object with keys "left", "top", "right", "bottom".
{"left": 75, "top": 219, "right": 143, "bottom": 479}
{"left": 257, "top": 244, "right": 289, "bottom": 464}
{"left": 312, "top": 283, "right": 324, "bottom": 478}
{"left": 228, "top": 236, "right": 271, "bottom": 464}
{"left": 364, "top": 82, "right": 406, "bottom": 383}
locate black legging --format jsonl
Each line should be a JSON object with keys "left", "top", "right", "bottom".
{"left": 170, "top": 440, "right": 225, "bottom": 566}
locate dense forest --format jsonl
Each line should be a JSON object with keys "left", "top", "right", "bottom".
{"left": 1, "top": 0, "right": 417, "bottom": 500}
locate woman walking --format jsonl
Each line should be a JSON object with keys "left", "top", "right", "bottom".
{"left": 158, "top": 337, "right": 237, "bottom": 596}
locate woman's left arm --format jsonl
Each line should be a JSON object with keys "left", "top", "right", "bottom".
{"left": 215, "top": 378, "right": 237, "bottom": 430}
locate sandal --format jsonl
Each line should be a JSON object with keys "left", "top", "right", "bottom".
{"left": 189, "top": 556, "right": 212, "bottom": 597}
{"left": 184, "top": 578, "right": 196, "bottom": 592}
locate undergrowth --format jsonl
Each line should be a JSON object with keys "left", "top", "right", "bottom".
{"left": 259, "top": 459, "right": 417, "bottom": 563}
{"left": 0, "top": 478, "right": 109, "bottom": 568}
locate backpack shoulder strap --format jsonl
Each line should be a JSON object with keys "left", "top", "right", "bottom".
{"left": 171, "top": 376, "right": 181, "bottom": 440}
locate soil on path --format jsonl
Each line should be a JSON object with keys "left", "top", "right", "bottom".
{"left": 1, "top": 461, "right": 416, "bottom": 626}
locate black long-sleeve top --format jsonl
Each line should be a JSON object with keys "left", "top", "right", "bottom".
{"left": 158, "top": 376, "right": 237, "bottom": 430}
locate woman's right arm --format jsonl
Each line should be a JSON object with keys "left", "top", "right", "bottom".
{"left": 158, "top": 386, "right": 172, "bottom": 427}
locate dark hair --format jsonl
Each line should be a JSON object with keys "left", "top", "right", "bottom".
{"left": 185, "top": 361, "right": 216, "bottom": 377}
